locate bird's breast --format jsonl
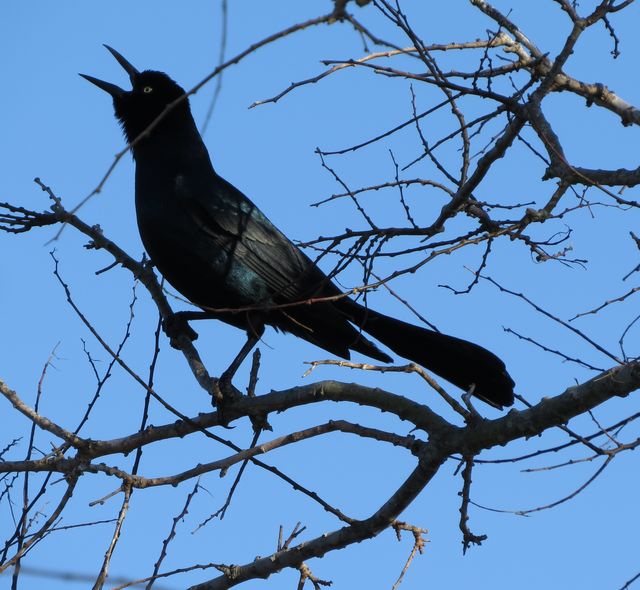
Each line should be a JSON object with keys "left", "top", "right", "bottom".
{"left": 134, "top": 167, "right": 272, "bottom": 310}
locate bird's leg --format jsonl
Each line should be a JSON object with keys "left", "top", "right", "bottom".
{"left": 218, "top": 334, "right": 261, "bottom": 391}
{"left": 216, "top": 323, "right": 266, "bottom": 403}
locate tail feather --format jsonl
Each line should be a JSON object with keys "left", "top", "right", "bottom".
{"left": 273, "top": 300, "right": 392, "bottom": 364}
{"left": 339, "top": 299, "right": 515, "bottom": 408}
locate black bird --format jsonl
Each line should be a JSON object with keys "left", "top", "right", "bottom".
{"left": 81, "top": 46, "right": 515, "bottom": 409}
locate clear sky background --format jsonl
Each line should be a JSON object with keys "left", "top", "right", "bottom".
{"left": 2, "top": 1, "right": 640, "bottom": 589}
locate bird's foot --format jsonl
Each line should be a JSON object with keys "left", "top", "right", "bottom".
{"left": 212, "top": 373, "right": 243, "bottom": 427}
{"left": 212, "top": 367, "right": 272, "bottom": 432}
{"left": 164, "top": 312, "right": 199, "bottom": 349}
{"left": 214, "top": 372, "right": 243, "bottom": 401}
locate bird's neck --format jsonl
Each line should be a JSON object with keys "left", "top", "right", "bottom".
{"left": 130, "top": 112, "right": 212, "bottom": 171}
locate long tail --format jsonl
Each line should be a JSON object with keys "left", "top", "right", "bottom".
{"left": 338, "top": 299, "right": 515, "bottom": 408}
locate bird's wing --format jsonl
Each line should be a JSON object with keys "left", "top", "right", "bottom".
{"left": 180, "top": 172, "right": 332, "bottom": 302}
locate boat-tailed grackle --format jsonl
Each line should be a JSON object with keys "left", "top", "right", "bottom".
{"left": 81, "top": 46, "right": 515, "bottom": 409}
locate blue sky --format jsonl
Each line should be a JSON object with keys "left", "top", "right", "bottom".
{"left": 2, "top": 1, "right": 640, "bottom": 589}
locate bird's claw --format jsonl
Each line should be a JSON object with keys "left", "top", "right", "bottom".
{"left": 214, "top": 373, "right": 242, "bottom": 402}
{"left": 212, "top": 374, "right": 243, "bottom": 428}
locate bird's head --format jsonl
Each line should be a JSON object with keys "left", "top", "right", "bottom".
{"left": 80, "top": 46, "right": 191, "bottom": 144}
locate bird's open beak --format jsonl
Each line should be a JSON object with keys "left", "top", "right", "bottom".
{"left": 79, "top": 73, "right": 126, "bottom": 98}
{"left": 79, "top": 45, "right": 139, "bottom": 98}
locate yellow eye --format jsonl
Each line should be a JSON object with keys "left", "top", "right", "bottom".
{"left": 143, "top": 86, "right": 153, "bottom": 94}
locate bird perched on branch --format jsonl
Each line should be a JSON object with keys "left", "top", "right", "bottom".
{"left": 81, "top": 46, "right": 515, "bottom": 409}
